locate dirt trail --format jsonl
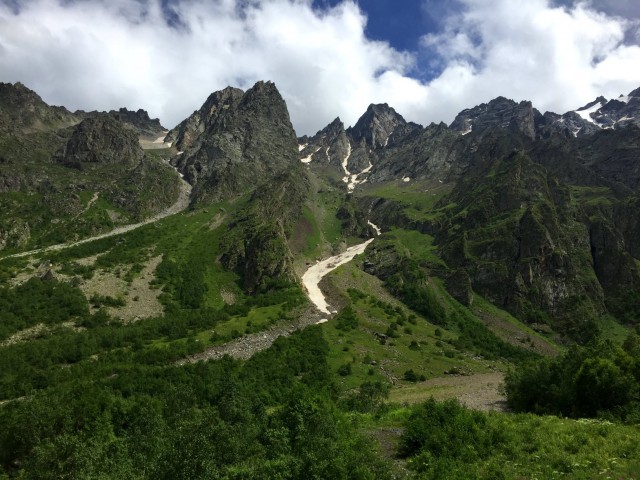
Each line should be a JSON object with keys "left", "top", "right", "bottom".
{"left": 2, "top": 172, "right": 191, "bottom": 261}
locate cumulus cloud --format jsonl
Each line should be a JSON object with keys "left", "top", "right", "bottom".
{"left": 0, "top": 0, "right": 639, "bottom": 135}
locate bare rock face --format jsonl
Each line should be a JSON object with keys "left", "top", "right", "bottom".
{"left": 298, "top": 117, "right": 350, "bottom": 169}
{"left": 300, "top": 103, "right": 421, "bottom": 183}
{"left": 368, "top": 122, "right": 463, "bottom": 183}
{"left": 55, "top": 115, "right": 144, "bottom": 169}
{"left": 169, "top": 81, "right": 300, "bottom": 203}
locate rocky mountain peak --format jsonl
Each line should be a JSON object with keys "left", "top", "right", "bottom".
{"left": 108, "top": 107, "right": 165, "bottom": 138}
{"left": 0, "top": 81, "right": 78, "bottom": 132}
{"left": 450, "top": 96, "right": 536, "bottom": 139}
{"left": 348, "top": 103, "right": 407, "bottom": 148}
{"left": 54, "top": 114, "right": 144, "bottom": 169}
{"left": 577, "top": 96, "right": 608, "bottom": 112}
{"left": 171, "top": 81, "right": 301, "bottom": 203}
{"left": 236, "top": 80, "right": 291, "bottom": 124}
{"left": 165, "top": 86, "right": 244, "bottom": 151}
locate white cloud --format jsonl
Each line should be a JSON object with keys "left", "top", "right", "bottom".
{"left": 416, "top": 0, "right": 640, "bottom": 123}
{"left": 0, "top": 0, "right": 639, "bottom": 136}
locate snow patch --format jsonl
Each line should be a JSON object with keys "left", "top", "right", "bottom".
{"left": 368, "top": 220, "right": 381, "bottom": 236}
{"left": 298, "top": 143, "right": 308, "bottom": 152}
{"left": 340, "top": 143, "right": 351, "bottom": 177}
{"left": 461, "top": 124, "right": 473, "bottom": 135}
{"left": 616, "top": 116, "right": 634, "bottom": 123}
{"left": 575, "top": 101, "right": 604, "bottom": 125}
{"left": 402, "top": 176, "right": 411, "bottom": 182}
{"left": 301, "top": 147, "right": 321, "bottom": 164}
{"left": 302, "top": 238, "right": 375, "bottom": 314}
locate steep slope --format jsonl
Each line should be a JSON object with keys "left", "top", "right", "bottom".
{"left": 164, "top": 81, "right": 313, "bottom": 291}
{"left": 220, "top": 170, "right": 310, "bottom": 292}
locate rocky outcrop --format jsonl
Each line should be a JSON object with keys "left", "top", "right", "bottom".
{"left": 54, "top": 115, "right": 144, "bottom": 169}
{"left": 368, "top": 122, "right": 463, "bottom": 183}
{"left": 298, "top": 117, "right": 350, "bottom": 168}
{"left": 535, "top": 111, "right": 601, "bottom": 139}
{"left": 300, "top": 103, "right": 422, "bottom": 185}
{"left": 164, "top": 86, "right": 244, "bottom": 152}
{"left": 0, "top": 219, "right": 30, "bottom": 251}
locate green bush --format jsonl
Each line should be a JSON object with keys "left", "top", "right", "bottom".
{"left": 400, "top": 398, "right": 502, "bottom": 463}
{"left": 505, "top": 335, "right": 640, "bottom": 419}
{"left": 334, "top": 305, "right": 359, "bottom": 331}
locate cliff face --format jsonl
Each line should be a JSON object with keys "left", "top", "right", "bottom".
{"left": 432, "top": 146, "right": 606, "bottom": 339}
{"left": 450, "top": 97, "right": 536, "bottom": 139}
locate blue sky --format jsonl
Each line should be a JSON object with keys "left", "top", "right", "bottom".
{"left": 1, "top": 0, "right": 640, "bottom": 135}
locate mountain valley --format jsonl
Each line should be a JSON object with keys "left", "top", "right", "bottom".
{"left": 1, "top": 79, "right": 639, "bottom": 479}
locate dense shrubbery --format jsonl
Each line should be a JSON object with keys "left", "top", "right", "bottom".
{"left": 399, "top": 397, "right": 640, "bottom": 479}
{"left": 0, "top": 326, "right": 390, "bottom": 479}
{"left": 384, "top": 258, "right": 447, "bottom": 326}
{"left": 400, "top": 398, "right": 501, "bottom": 464}
{"left": 0, "top": 278, "right": 90, "bottom": 341}
{"left": 505, "top": 333, "right": 640, "bottom": 420}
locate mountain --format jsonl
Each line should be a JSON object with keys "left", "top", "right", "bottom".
{"left": 449, "top": 96, "right": 536, "bottom": 139}
{"left": 1, "top": 80, "right": 640, "bottom": 479}
{"left": 54, "top": 114, "right": 145, "bottom": 169}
